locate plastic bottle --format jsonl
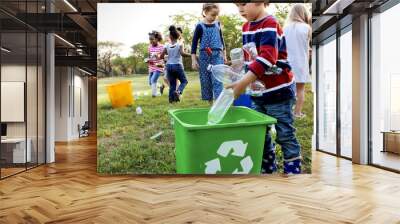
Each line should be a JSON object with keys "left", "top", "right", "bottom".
{"left": 208, "top": 64, "right": 242, "bottom": 84}
{"left": 136, "top": 106, "right": 143, "bottom": 115}
{"left": 207, "top": 88, "right": 234, "bottom": 125}
{"left": 243, "top": 42, "right": 258, "bottom": 61}
{"left": 230, "top": 48, "right": 245, "bottom": 74}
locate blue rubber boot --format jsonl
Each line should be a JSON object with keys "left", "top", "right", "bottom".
{"left": 261, "top": 150, "right": 277, "bottom": 174}
{"left": 283, "top": 158, "right": 302, "bottom": 174}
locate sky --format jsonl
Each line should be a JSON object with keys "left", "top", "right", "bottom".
{"left": 98, "top": 3, "right": 279, "bottom": 57}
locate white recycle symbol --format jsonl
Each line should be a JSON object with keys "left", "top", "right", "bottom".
{"left": 204, "top": 140, "right": 253, "bottom": 174}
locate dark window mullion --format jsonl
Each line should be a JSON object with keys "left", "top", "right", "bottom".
{"left": 336, "top": 23, "right": 341, "bottom": 157}
{"left": 316, "top": 45, "right": 319, "bottom": 151}
{"left": 25, "top": 0, "right": 28, "bottom": 171}
{"left": 0, "top": 21, "right": 2, "bottom": 179}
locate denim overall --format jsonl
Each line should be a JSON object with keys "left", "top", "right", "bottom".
{"left": 198, "top": 22, "right": 224, "bottom": 100}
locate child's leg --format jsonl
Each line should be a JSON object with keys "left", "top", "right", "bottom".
{"left": 167, "top": 66, "right": 177, "bottom": 102}
{"left": 210, "top": 51, "right": 224, "bottom": 99}
{"left": 198, "top": 52, "right": 213, "bottom": 101}
{"left": 149, "top": 72, "right": 153, "bottom": 86}
{"left": 265, "top": 98, "right": 302, "bottom": 174}
{"left": 150, "top": 71, "right": 161, "bottom": 96}
{"left": 294, "top": 83, "right": 305, "bottom": 116}
{"left": 252, "top": 99, "right": 277, "bottom": 174}
{"left": 176, "top": 65, "right": 188, "bottom": 94}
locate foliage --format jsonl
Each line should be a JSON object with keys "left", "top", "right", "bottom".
{"left": 97, "top": 41, "right": 123, "bottom": 77}
{"left": 130, "top": 42, "right": 149, "bottom": 74}
{"left": 100, "top": 3, "right": 311, "bottom": 77}
{"left": 218, "top": 14, "right": 243, "bottom": 60}
{"left": 273, "top": 3, "right": 312, "bottom": 27}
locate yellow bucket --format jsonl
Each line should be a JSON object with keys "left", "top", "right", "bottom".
{"left": 106, "top": 80, "right": 134, "bottom": 108}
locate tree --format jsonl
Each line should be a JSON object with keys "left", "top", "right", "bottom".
{"left": 112, "top": 56, "right": 130, "bottom": 76}
{"left": 218, "top": 14, "right": 243, "bottom": 60}
{"left": 131, "top": 42, "right": 149, "bottom": 74}
{"left": 273, "top": 3, "right": 312, "bottom": 27}
{"left": 162, "top": 13, "right": 200, "bottom": 71}
{"left": 97, "top": 41, "right": 123, "bottom": 77}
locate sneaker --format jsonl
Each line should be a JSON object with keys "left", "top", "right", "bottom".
{"left": 283, "top": 158, "right": 301, "bottom": 175}
{"left": 160, "top": 84, "right": 165, "bottom": 95}
{"left": 174, "top": 91, "right": 180, "bottom": 102}
{"left": 261, "top": 150, "right": 277, "bottom": 174}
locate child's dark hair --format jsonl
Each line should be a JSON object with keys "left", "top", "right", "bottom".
{"left": 148, "top": 30, "right": 163, "bottom": 42}
{"left": 202, "top": 3, "right": 220, "bottom": 17}
{"left": 176, "top": 27, "right": 183, "bottom": 34}
{"left": 168, "top": 25, "right": 181, "bottom": 41}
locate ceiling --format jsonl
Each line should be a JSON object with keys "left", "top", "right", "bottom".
{"left": 0, "top": 0, "right": 394, "bottom": 74}
{"left": 312, "top": 0, "right": 391, "bottom": 43}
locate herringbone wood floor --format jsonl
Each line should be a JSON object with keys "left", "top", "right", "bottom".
{"left": 0, "top": 135, "right": 399, "bottom": 224}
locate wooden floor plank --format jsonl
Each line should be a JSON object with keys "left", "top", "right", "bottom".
{"left": 0, "top": 135, "right": 399, "bottom": 223}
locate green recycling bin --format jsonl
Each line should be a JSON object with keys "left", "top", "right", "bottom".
{"left": 169, "top": 106, "right": 277, "bottom": 174}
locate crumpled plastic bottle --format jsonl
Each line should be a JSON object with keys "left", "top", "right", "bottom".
{"left": 207, "top": 88, "right": 235, "bottom": 125}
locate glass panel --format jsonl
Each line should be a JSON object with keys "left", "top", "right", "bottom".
{"left": 371, "top": 4, "right": 400, "bottom": 171}
{"left": 317, "top": 36, "right": 337, "bottom": 154}
{"left": 1, "top": 31, "right": 27, "bottom": 177}
{"left": 340, "top": 29, "right": 352, "bottom": 158}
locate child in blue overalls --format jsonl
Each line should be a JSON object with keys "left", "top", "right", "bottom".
{"left": 191, "top": 3, "right": 227, "bottom": 103}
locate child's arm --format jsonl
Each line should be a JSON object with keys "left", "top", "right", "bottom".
{"left": 226, "top": 70, "right": 258, "bottom": 99}
{"left": 159, "top": 48, "right": 167, "bottom": 60}
{"left": 191, "top": 24, "right": 202, "bottom": 70}
{"left": 180, "top": 45, "right": 191, "bottom": 57}
{"left": 219, "top": 22, "right": 228, "bottom": 64}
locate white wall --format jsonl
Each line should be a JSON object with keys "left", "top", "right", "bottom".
{"left": 55, "top": 67, "right": 89, "bottom": 141}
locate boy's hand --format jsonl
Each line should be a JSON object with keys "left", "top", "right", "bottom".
{"left": 226, "top": 71, "right": 258, "bottom": 98}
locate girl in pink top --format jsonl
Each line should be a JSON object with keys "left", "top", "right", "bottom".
{"left": 147, "top": 31, "right": 165, "bottom": 97}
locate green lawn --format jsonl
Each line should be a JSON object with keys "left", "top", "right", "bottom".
{"left": 97, "top": 72, "right": 313, "bottom": 174}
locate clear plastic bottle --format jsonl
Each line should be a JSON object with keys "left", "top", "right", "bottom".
{"left": 208, "top": 64, "right": 243, "bottom": 84}
{"left": 243, "top": 42, "right": 258, "bottom": 61}
{"left": 230, "top": 48, "right": 245, "bottom": 74}
{"left": 207, "top": 88, "right": 234, "bottom": 125}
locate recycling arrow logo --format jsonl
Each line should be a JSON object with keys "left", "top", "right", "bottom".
{"left": 204, "top": 140, "right": 253, "bottom": 174}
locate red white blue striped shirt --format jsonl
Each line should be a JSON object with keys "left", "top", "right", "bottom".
{"left": 243, "top": 15, "right": 294, "bottom": 93}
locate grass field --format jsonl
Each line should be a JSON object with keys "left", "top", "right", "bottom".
{"left": 97, "top": 72, "right": 313, "bottom": 174}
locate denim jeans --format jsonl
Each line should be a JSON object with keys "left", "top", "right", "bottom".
{"left": 149, "top": 70, "right": 161, "bottom": 85}
{"left": 166, "top": 64, "right": 188, "bottom": 101}
{"left": 252, "top": 97, "right": 301, "bottom": 161}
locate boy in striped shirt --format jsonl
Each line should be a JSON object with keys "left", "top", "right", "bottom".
{"left": 228, "top": 2, "right": 302, "bottom": 174}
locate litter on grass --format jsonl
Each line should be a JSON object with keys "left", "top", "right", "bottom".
{"left": 150, "top": 131, "right": 163, "bottom": 140}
